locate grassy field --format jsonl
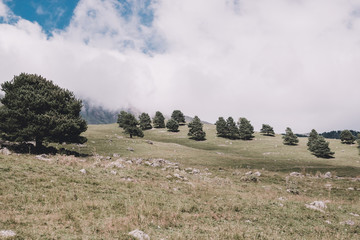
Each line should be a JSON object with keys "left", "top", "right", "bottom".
{"left": 1, "top": 124, "right": 359, "bottom": 239}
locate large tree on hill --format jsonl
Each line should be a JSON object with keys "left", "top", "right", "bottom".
{"left": 153, "top": 111, "right": 165, "bottom": 128}
{"left": 120, "top": 113, "right": 143, "bottom": 138}
{"left": 282, "top": 127, "right": 298, "bottom": 145}
{"left": 166, "top": 119, "right": 179, "bottom": 132}
{"left": 307, "top": 129, "right": 319, "bottom": 152}
{"left": 139, "top": 112, "right": 152, "bottom": 130}
{"left": 226, "top": 117, "right": 240, "bottom": 139}
{"left": 238, "top": 117, "right": 254, "bottom": 140}
{"left": 357, "top": 134, "right": 360, "bottom": 155}
{"left": 260, "top": 124, "right": 275, "bottom": 136}
{"left": 188, "top": 116, "right": 206, "bottom": 141}
{"left": 0, "top": 73, "right": 87, "bottom": 151}
{"left": 215, "top": 117, "right": 227, "bottom": 137}
{"left": 340, "top": 130, "right": 356, "bottom": 144}
{"left": 171, "top": 110, "right": 186, "bottom": 125}
{"left": 310, "top": 136, "right": 334, "bottom": 158}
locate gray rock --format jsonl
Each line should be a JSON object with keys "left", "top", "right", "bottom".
{"left": 128, "top": 229, "right": 150, "bottom": 240}
{"left": 80, "top": 169, "right": 87, "bottom": 174}
{"left": 36, "top": 154, "right": 51, "bottom": 161}
{"left": 324, "top": 172, "right": 332, "bottom": 178}
{"left": 127, "top": 147, "right": 134, "bottom": 152}
{"left": 0, "top": 230, "right": 16, "bottom": 238}
{"left": 305, "top": 201, "right": 327, "bottom": 213}
{"left": 0, "top": 148, "right": 11, "bottom": 155}
{"left": 289, "top": 172, "right": 302, "bottom": 177}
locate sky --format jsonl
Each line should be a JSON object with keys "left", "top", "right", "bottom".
{"left": 0, "top": 0, "right": 359, "bottom": 133}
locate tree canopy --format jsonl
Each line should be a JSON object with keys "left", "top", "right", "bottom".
{"left": 117, "top": 111, "right": 128, "bottom": 128}
{"left": 340, "top": 130, "right": 356, "bottom": 144}
{"left": 188, "top": 116, "right": 206, "bottom": 141}
{"left": 238, "top": 117, "right": 254, "bottom": 140}
{"left": 153, "top": 111, "right": 165, "bottom": 128}
{"left": 0, "top": 73, "right": 87, "bottom": 151}
{"left": 215, "top": 117, "right": 227, "bottom": 138}
{"left": 171, "top": 110, "right": 186, "bottom": 125}
{"left": 166, "top": 119, "right": 179, "bottom": 132}
{"left": 139, "top": 112, "right": 152, "bottom": 130}
{"left": 357, "top": 134, "right": 360, "bottom": 155}
{"left": 260, "top": 124, "right": 275, "bottom": 136}
{"left": 226, "top": 117, "right": 240, "bottom": 139}
{"left": 119, "top": 112, "right": 143, "bottom": 138}
{"left": 282, "top": 127, "right": 298, "bottom": 145}
{"left": 307, "top": 129, "right": 319, "bottom": 152}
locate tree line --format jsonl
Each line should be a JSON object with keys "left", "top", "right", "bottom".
{"left": 0, "top": 73, "right": 359, "bottom": 157}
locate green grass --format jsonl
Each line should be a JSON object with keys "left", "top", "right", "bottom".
{"left": 0, "top": 124, "right": 359, "bottom": 239}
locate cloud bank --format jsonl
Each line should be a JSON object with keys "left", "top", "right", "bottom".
{"left": 0, "top": 0, "right": 360, "bottom": 133}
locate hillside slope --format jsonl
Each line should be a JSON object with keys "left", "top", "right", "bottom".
{"left": 0, "top": 124, "right": 359, "bottom": 239}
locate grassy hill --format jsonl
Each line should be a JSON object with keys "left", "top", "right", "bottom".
{"left": 0, "top": 124, "right": 359, "bottom": 239}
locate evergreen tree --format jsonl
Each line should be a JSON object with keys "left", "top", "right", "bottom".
{"left": 117, "top": 111, "right": 128, "bottom": 128}
{"left": 153, "top": 111, "right": 165, "bottom": 128}
{"left": 282, "top": 127, "right": 299, "bottom": 145}
{"left": 340, "top": 130, "right": 356, "bottom": 144}
{"left": 121, "top": 113, "right": 143, "bottom": 138}
{"left": 260, "top": 124, "right": 275, "bottom": 136}
{"left": 307, "top": 129, "right": 319, "bottom": 151}
{"left": 171, "top": 110, "right": 186, "bottom": 125}
{"left": 139, "top": 112, "right": 152, "bottom": 130}
{"left": 0, "top": 73, "right": 87, "bottom": 152}
{"left": 215, "top": 117, "right": 227, "bottom": 137}
{"left": 166, "top": 119, "right": 179, "bottom": 132}
{"left": 226, "top": 117, "right": 239, "bottom": 139}
{"left": 357, "top": 134, "right": 360, "bottom": 155}
{"left": 238, "top": 117, "right": 254, "bottom": 140}
{"left": 310, "top": 136, "right": 334, "bottom": 158}
{"left": 188, "top": 116, "right": 206, "bottom": 141}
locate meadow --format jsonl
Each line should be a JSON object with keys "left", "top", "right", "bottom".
{"left": 0, "top": 124, "right": 359, "bottom": 239}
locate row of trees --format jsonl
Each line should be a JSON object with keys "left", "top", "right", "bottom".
{"left": 117, "top": 110, "right": 206, "bottom": 141}
{"left": 215, "top": 117, "right": 255, "bottom": 140}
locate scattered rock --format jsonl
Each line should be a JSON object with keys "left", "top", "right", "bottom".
{"left": 127, "top": 147, "right": 134, "bottom": 152}
{"left": 325, "top": 220, "right": 332, "bottom": 224}
{"left": 113, "top": 153, "right": 120, "bottom": 158}
{"left": 0, "top": 230, "right": 16, "bottom": 238}
{"left": 80, "top": 169, "right": 87, "bottom": 174}
{"left": 145, "top": 140, "right": 153, "bottom": 145}
{"left": 289, "top": 172, "right": 303, "bottom": 177}
{"left": 253, "top": 171, "right": 261, "bottom": 177}
{"left": 348, "top": 187, "right": 355, "bottom": 191}
{"left": 128, "top": 229, "right": 150, "bottom": 240}
{"left": 305, "top": 201, "right": 327, "bottom": 213}
{"left": 110, "top": 170, "right": 117, "bottom": 175}
{"left": 36, "top": 154, "right": 52, "bottom": 161}
{"left": 0, "top": 148, "right": 12, "bottom": 155}
{"left": 245, "top": 220, "right": 252, "bottom": 224}
{"left": 340, "top": 220, "right": 355, "bottom": 226}
{"left": 323, "top": 172, "right": 332, "bottom": 179}
{"left": 278, "top": 197, "right": 287, "bottom": 201}
{"left": 121, "top": 177, "right": 134, "bottom": 182}
{"left": 324, "top": 184, "right": 332, "bottom": 189}
{"left": 350, "top": 213, "right": 359, "bottom": 217}
{"left": 106, "top": 156, "right": 111, "bottom": 160}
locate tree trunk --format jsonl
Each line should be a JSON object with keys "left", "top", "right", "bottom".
{"left": 35, "top": 138, "right": 43, "bottom": 153}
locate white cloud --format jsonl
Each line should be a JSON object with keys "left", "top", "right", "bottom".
{"left": 0, "top": 0, "right": 360, "bottom": 132}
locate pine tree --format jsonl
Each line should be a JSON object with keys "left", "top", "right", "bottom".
{"left": 307, "top": 129, "right": 319, "bottom": 151}
{"left": 215, "top": 117, "right": 227, "bottom": 137}
{"left": 282, "top": 127, "right": 299, "bottom": 145}
{"left": 139, "top": 113, "right": 152, "bottom": 130}
{"left": 310, "top": 136, "right": 334, "bottom": 158}
{"left": 188, "top": 116, "right": 206, "bottom": 141}
{"left": 166, "top": 119, "right": 179, "bottom": 132}
{"left": 121, "top": 113, "right": 144, "bottom": 138}
{"left": 117, "top": 111, "right": 128, "bottom": 128}
{"left": 171, "top": 110, "right": 186, "bottom": 125}
{"left": 340, "top": 130, "right": 356, "bottom": 144}
{"left": 153, "top": 111, "right": 165, "bottom": 128}
{"left": 260, "top": 124, "right": 275, "bottom": 136}
{"left": 238, "top": 117, "right": 254, "bottom": 140}
{"left": 0, "top": 73, "right": 87, "bottom": 152}
{"left": 357, "top": 134, "right": 360, "bottom": 155}
{"left": 226, "top": 117, "right": 239, "bottom": 139}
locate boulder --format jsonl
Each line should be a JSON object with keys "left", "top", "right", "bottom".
{"left": 289, "top": 172, "right": 302, "bottom": 177}
{"left": 128, "top": 229, "right": 150, "bottom": 240}
{"left": 80, "top": 169, "right": 87, "bottom": 174}
{"left": 0, "top": 148, "right": 11, "bottom": 155}
{"left": 323, "top": 172, "right": 332, "bottom": 178}
{"left": 305, "top": 201, "right": 327, "bottom": 213}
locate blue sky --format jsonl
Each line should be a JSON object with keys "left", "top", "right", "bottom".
{"left": 3, "top": 0, "right": 153, "bottom": 36}
{"left": 0, "top": 0, "right": 360, "bottom": 132}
